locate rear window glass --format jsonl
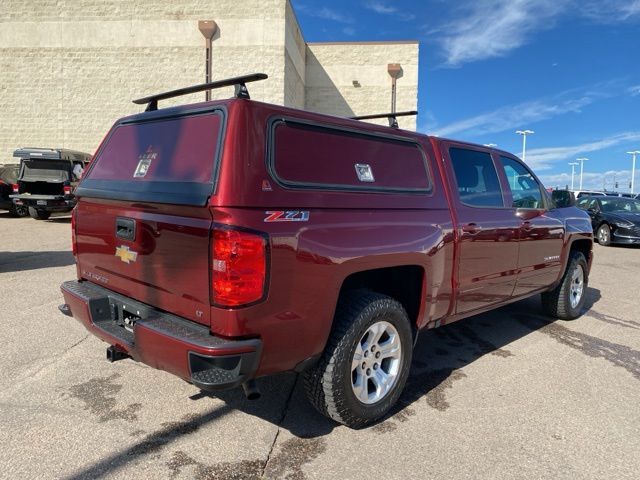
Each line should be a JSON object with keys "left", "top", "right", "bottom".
{"left": 79, "top": 112, "right": 224, "bottom": 206}
{"left": 88, "top": 113, "right": 222, "bottom": 183}
{"left": 270, "top": 120, "right": 430, "bottom": 192}
{"left": 20, "top": 160, "right": 70, "bottom": 182}
{"left": 0, "top": 166, "right": 19, "bottom": 184}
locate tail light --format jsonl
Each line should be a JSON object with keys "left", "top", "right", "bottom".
{"left": 211, "top": 227, "right": 267, "bottom": 307}
{"left": 12, "top": 183, "right": 19, "bottom": 194}
{"left": 64, "top": 185, "right": 72, "bottom": 195}
{"left": 71, "top": 208, "right": 78, "bottom": 256}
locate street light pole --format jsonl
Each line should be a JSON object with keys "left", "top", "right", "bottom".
{"left": 516, "top": 130, "right": 534, "bottom": 162}
{"left": 627, "top": 151, "right": 640, "bottom": 195}
{"left": 568, "top": 162, "right": 578, "bottom": 190}
{"left": 576, "top": 157, "right": 588, "bottom": 190}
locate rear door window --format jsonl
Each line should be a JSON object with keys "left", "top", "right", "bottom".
{"left": 81, "top": 111, "right": 224, "bottom": 205}
{"left": 449, "top": 147, "right": 504, "bottom": 207}
{"left": 269, "top": 119, "right": 430, "bottom": 192}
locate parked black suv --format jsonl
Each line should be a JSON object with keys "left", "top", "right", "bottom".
{"left": 10, "top": 148, "right": 91, "bottom": 220}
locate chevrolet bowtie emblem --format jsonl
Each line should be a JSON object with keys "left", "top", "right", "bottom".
{"left": 115, "top": 245, "right": 138, "bottom": 264}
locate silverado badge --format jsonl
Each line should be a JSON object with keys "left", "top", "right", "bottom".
{"left": 115, "top": 245, "right": 138, "bottom": 264}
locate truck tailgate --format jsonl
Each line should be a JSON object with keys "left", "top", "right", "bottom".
{"left": 75, "top": 199, "right": 213, "bottom": 326}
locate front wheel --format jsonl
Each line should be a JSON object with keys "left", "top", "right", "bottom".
{"left": 541, "top": 251, "right": 588, "bottom": 320}
{"left": 597, "top": 224, "right": 611, "bottom": 246}
{"left": 303, "top": 290, "right": 413, "bottom": 429}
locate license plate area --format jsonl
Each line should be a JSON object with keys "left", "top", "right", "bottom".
{"left": 89, "top": 295, "right": 151, "bottom": 345}
{"left": 111, "top": 302, "right": 143, "bottom": 333}
{"left": 37, "top": 200, "right": 47, "bottom": 205}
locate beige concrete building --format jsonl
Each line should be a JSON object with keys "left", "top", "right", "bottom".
{"left": 0, "top": 0, "right": 418, "bottom": 161}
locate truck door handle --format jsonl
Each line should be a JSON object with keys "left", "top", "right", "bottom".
{"left": 521, "top": 221, "right": 532, "bottom": 231}
{"left": 116, "top": 217, "right": 136, "bottom": 241}
{"left": 462, "top": 223, "right": 480, "bottom": 234}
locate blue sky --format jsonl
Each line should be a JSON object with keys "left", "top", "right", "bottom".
{"left": 292, "top": 0, "right": 640, "bottom": 191}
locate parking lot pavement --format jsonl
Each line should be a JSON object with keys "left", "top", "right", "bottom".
{"left": 1, "top": 213, "right": 639, "bottom": 480}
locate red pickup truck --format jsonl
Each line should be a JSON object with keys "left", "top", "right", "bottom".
{"left": 60, "top": 74, "right": 593, "bottom": 428}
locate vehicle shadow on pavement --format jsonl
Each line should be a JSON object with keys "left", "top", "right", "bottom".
{"left": 211, "top": 288, "right": 604, "bottom": 438}
{"left": 47, "top": 216, "right": 72, "bottom": 223}
{"left": 0, "top": 250, "right": 75, "bottom": 273}
{"left": 65, "top": 289, "right": 604, "bottom": 479}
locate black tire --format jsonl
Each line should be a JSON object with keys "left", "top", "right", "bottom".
{"left": 28, "top": 207, "right": 51, "bottom": 220}
{"left": 541, "top": 251, "right": 588, "bottom": 320}
{"left": 14, "top": 204, "right": 28, "bottom": 217}
{"left": 596, "top": 223, "right": 611, "bottom": 246}
{"left": 303, "top": 290, "right": 413, "bottom": 429}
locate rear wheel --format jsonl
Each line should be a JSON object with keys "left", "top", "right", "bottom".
{"left": 541, "top": 251, "right": 588, "bottom": 320}
{"left": 303, "top": 290, "right": 413, "bottom": 428}
{"left": 28, "top": 207, "right": 51, "bottom": 220}
{"left": 9, "top": 204, "right": 28, "bottom": 217}
{"left": 596, "top": 224, "right": 611, "bottom": 246}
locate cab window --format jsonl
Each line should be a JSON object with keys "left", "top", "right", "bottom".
{"left": 576, "top": 197, "right": 591, "bottom": 209}
{"left": 449, "top": 148, "right": 504, "bottom": 207}
{"left": 499, "top": 157, "right": 544, "bottom": 209}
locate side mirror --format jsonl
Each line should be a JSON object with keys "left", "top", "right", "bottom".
{"left": 551, "top": 190, "right": 575, "bottom": 208}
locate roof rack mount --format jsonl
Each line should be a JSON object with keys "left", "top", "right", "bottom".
{"left": 349, "top": 110, "right": 418, "bottom": 128}
{"left": 132, "top": 73, "right": 268, "bottom": 112}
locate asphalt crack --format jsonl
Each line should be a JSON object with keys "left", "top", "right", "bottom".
{"left": 261, "top": 374, "right": 300, "bottom": 478}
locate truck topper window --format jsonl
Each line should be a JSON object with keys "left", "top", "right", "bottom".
{"left": 268, "top": 118, "right": 431, "bottom": 194}
{"left": 77, "top": 110, "right": 225, "bottom": 206}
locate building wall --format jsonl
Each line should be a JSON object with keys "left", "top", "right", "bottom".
{"left": 283, "top": 0, "right": 306, "bottom": 109}
{"left": 0, "top": 0, "right": 419, "bottom": 162}
{"left": 305, "top": 42, "right": 419, "bottom": 130}
{"left": 0, "top": 0, "right": 288, "bottom": 161}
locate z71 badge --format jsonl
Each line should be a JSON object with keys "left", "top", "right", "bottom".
{"left": 264, "top": 211, "right": 310, "bottom": 222}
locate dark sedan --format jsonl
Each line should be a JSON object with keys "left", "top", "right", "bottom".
{"left": 576, "top": 196, "right": 640, "bottom": 246}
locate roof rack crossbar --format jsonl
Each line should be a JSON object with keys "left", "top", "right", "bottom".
{"left": 132, "top": 73, "right": 268, "bottom": 111}
{"left": 349, "top": 110, "right": 418, "bottom": 128}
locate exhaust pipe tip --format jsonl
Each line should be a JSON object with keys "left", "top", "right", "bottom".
{"left": 242, "top": 380, "right": 261, "bottom": 400}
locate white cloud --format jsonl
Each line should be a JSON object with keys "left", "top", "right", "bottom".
{"left": 431, "top": 0, "right": 639, "bottom": 67}
{"left": 433, "top": 95, "right": 593, "bottom": 138}
{"left": 525, "top": 132, "right": 640, "bottom": 170}
{"left": 365, "top": 1, "right": 396, "bottom": 14}
{"left": 363, "top": 1, "right": 416, "bottom": 21}
{"left": 296, "top": 5, "right": 353, "bottom": 24}
{"left": 581, "top": 0, "right": 640, "bottom": 22}
{"left": 629, "top": 85, "right": 640, "bottom": 96}
{"left": 539, "top": 169, "right": 634, "bottom": 191}
{"left": 435, "top": 0, "right": 569, "bottom": 67}
{"left": 432, "top": 80, "right": 626, "bottom": 138}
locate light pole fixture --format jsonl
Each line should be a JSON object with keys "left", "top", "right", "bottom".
{"left": 568, "top": 162, "right": 578, "bottom": 190}
{"left": 515, "top": 130, "right": 534, "bottom": 162}
{"left": 198, "top": 20, "right": 218, "bottom": 101}
{"left": 627, "top": 151, "right": 640, "bottom": 194}
{"left": 387, "top": 63, "right": 403, "bottom": 114}
{"left": 576, "top": 157, "right": 588, "bottom": 190}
